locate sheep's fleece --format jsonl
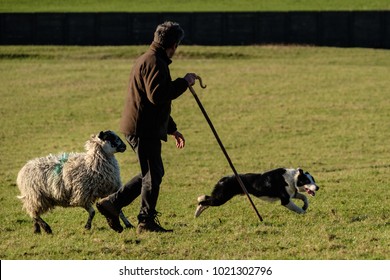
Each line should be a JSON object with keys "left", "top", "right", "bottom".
{"left": 16, "top": 130, "right": 132, "bottom": 234}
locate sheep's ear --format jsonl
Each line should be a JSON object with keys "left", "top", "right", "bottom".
{"left": 98, "top": 131, "right": 105, "bottom": 140}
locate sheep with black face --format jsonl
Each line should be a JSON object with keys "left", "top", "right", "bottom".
{"left": 16, "top": 130, "right": 132, "bottom": 234}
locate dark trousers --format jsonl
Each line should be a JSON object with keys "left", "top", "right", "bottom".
{"left": 109, "top": 135, "right": 164, "bottom": 222}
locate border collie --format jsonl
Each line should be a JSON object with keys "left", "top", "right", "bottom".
{"left": 195, "top": 168, "right": 319, "bottom": 217}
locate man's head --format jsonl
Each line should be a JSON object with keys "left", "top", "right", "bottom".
{"left": 154, "top": 21, "right": 184, "bottom": 51}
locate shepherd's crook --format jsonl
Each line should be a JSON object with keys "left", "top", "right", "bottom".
{"left": 189, "top": 76, "right": 264, "bottom": 222}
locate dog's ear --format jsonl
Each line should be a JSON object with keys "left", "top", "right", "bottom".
{"left": 298, "top": 168, "right": 304, "bottom": 175}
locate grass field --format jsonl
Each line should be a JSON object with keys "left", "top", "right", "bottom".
{"left": 1, "top": 0, "right": 389, "bottom": 12}
{"left": 0, "top": 45, "right": 389, "bottom": 260}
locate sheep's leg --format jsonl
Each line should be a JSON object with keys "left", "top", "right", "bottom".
{"left": 33, "top": 217, "right": 52, "bottom": 234}
{"left": 119, "top": 211, "right": 134, "bottom": 228}
{"left": 84, "top": 205, "right": 95, "bottom": 230}
{"left": 33, "top": 220, "right": 41, "bottom": 234}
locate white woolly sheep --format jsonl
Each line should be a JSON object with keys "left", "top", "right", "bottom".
{"left": 16, "top": 130, "right": 133, "bottom": 234}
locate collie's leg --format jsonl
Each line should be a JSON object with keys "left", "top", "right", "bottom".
{"left": 195, "top": 176, "right": 244, "bottom": 217}
{"left": 284, "top": 201, "right": 306, "bottom": 214}
{"left": 294, "top": 192, "right": 309, "bottom": 211}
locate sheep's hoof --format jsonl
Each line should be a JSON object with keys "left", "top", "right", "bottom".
{"left": 34, "top": 223, "right": 41, "bottom": 234}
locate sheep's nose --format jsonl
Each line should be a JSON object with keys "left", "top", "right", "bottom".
{"left": 118, "top": 144, "right": 126, "bottom": 152}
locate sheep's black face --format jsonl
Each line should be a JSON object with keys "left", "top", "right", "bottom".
{"left": 98, "top": 131, "right": 126, "bottom": 153}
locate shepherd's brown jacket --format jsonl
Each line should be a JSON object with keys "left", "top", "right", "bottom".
{"left": 120, "top": 42, "right": 188, "bottom": 141}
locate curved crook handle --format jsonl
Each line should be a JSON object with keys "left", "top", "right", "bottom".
{"left": 195, "top": 75, "right": 207, "bottom": 89}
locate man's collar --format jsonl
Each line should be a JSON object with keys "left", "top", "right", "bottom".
{"left": 150, "top": 41, "right": 172, "bottom": 64}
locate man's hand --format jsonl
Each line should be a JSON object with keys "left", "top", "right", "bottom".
{"left": 172, "top": 131, "right": 185, "bottom": 149}
{"left": 184, "top": 73, "right": 197, "bottom": 86}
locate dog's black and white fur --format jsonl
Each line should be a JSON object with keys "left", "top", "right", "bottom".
{"left": 195, "top": 168, "right": 319, "bottom": 217}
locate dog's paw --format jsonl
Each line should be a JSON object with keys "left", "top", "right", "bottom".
{"left": 195, "top": 195, "right": 209, "bottom": 218}
{"left": 194, "top": 204, "right": 209, "bottom": 218}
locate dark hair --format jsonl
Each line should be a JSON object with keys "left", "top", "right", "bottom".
{"left": 153, "top": 21, "right": 185, "bottom": 48}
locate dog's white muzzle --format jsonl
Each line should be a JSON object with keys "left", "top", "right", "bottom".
{"left": 304, "top": 184, "right": 319, "bottom": 196}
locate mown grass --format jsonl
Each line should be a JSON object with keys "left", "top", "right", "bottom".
{"left": 0, "top": 0, "right": 389, "bottom": 12}
{"left": 0, "top": 45, "right": 389, "bottom": 260}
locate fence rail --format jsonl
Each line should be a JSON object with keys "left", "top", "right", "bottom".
{"left": 1, "top": 11, "right": 389, "bottom": 48}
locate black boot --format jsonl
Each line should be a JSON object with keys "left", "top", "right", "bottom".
{"left": 96, "top": 197, "right": 123, "bottom": 233}
{"left": 136, "top": 212, "right": 173, "bottom": 234}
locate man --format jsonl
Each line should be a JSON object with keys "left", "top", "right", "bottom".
{"left": 97, "top": 21, "right": 197, "bottom": 234}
